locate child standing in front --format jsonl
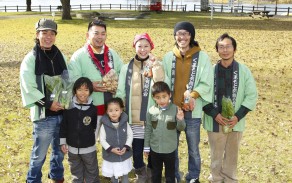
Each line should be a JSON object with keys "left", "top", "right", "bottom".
{"left": 59, "top": 77, "right": 100, "bottom": 182}
{"left": 99, "top": 97, "right": 133, "bottom": 183}
{"left": 144, "top": 81, "right": 186, "bottom": 183}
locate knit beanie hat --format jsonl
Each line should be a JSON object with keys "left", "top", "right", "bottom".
{"left": 133, "top": 33, "right": 154, "bottom": 50}
{"left": 173, "top": 21, "right": 196, "bottom": 45}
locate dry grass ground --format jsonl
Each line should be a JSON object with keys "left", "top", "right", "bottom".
{"left": 0, "top": 10, "right": 291, "bottom": 182}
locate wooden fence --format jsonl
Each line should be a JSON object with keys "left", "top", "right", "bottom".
{"left": 0, "top": 3, "right": 290, "bottom": 16}
{"left": 0, "top": 4, "right": 186, "bottom": 12}
{"left": 210, "top": 4, "right": 291, "bottom": 15}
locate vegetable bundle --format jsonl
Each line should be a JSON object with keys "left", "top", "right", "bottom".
{"left": 221, "top": 96, "right": 235, "bottom": 133}
{"left": 102, "top": 69, "right": 118, "bottom": 92}
{"left": 44, "top": 70, "right": 73, "bottom": 109}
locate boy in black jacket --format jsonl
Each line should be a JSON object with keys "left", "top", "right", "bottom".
{"left": 59, "top": 77, "right": 100, "bottom": 182}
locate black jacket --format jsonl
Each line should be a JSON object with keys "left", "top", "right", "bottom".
{"left": 59, "top": 97, "right": 97, "bottom": 149}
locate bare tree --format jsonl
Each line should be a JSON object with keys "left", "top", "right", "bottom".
{"left": 201, "top": 0, "right": 210, "bottom": 12}
{"left": 60, "top": 0, "right": 72, "bottom": 20}
{"left": 26, "top": 0, "right": 31, "bottom": 11}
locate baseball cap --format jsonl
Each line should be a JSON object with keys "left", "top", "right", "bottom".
{"left": 35, "top": 18, "right": 57, "bottom": 33}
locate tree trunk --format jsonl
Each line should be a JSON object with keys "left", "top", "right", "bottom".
{"left": 60, "top": 0, "right": 72, "bottom": 20}
{"left": 201, "top": 0, "right": 210, "bottom": 11}
{"left": 26, "top": 0, "right": 31, "bottom": 11}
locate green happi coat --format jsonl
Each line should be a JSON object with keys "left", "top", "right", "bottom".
{"left": 203, "top": 62, "right": 258, "bottom": 132}
{"left": 20, "top": 50, "right": 67, "bottom": 121}
{"left": 162, "top": 49, "right": 214, "bottom": 118}
{"left": 68, "top": 46, "right": 123, "bottom": 107}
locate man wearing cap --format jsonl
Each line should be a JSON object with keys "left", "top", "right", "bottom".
{"left": 116, "top": 33, "right": 166, "bottom": 183}
{"left": 162, "top": 21, "right": 214, "bottom": 183}
{"left": 68, "top": 20, "right": 123, "bottom": 139}
{"left": 20, "top": 18, "right": 66, "bottom": 183}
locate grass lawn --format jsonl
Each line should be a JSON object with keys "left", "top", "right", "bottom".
{"left": 0, "top": 10, "right": 291, "bottom": 182}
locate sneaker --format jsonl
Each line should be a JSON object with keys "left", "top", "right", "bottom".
{"left": 190, "top": 178, "right": 200, "bottom": 183}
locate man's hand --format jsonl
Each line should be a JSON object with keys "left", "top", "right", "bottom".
{"left": 215, "top": 113, "right": 229, "bottom": 126}
{"left": 182, "top": 90, "right": 195, "bottom": 111}
{"left": 228, "top": 116, "right": 239, "bottom": 129}
{"left": 188, "top": 97, "right": 195, "bottom": 111}
{"left": 50, "top": 101, "right": 64, "bottom": 112}
{"left": 92, "top": 81, "right": 107, "bottom": 92}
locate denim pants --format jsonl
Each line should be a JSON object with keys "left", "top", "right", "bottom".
{"left": 175, "top": 112, "right": 201, "bottom": 182}
{"left": 26, "top": 115, "right": 64, "bottom": 183}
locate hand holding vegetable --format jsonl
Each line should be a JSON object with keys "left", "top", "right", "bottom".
{"left": 182, "top": 90, "right": 195, "bottom": 111}
{"left": 92, "top": 81, "right": 107, "bottom": 92}
{"left": 102, "top": 69, "right": 118, "bottom": 93}
{"left": 44, "top": 70, "right": 74, "bottom": 109}
{"left": 221, "top": 96, "right": 235, "bottom": 133}
{"left": 50, "top": 101, "right": 64, "bottom": 112}
{"left": 215, "top": 113, "right": 229, "bottom": 126}
{"left": 228, "top": 116, "right": 239, "bottom": 129}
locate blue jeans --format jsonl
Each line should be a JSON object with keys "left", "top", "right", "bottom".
{"left": 26, "top": 115, "right": 64, "bottom": 183}
{"left": 175, "top": 113, "right": 201, "bottom": 182}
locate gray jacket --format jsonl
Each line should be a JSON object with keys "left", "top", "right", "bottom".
{"left": 100, "top": 112, "right": 132, "bottom": 162}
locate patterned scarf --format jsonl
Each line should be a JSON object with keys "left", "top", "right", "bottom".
{"left": 87, "top": 44, "right": 113, "bottom": 76}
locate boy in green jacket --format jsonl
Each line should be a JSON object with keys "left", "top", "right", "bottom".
{"left": 144, "top": 81, "right": 185, "bottom": 183}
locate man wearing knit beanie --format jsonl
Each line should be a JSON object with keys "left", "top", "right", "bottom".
{"left": 162, "top": 21, "right": 214, "bottom": 183}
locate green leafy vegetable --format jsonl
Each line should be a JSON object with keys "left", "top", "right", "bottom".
{"left": 221, "top": 96, "right": 235, "bottom": 133}
{"left": 44, "top": 70, "right": 74, "bottom": 109}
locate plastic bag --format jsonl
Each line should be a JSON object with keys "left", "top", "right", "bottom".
{"left": 44, "top": 75, "right": 62, "bottom": 102}
{"left": 59, "top": 70, "right": 74, "bottom": 109}
{"left": 142, "top": 60, "right": 153, "bottom": 78}
{"left": 44, "top": 70, "right": 74, "bottom": 109}
{"left": 102, "top": 69, "right": 118, "bottom": 92}
{"left": 151, "top": 60, "right": 165, "bottom": 82}
{"left": 221, "top": 96, "right": 235, "bottom": 133}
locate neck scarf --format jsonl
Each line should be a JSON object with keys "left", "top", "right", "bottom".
{"left": 87, "top": 44, "right": 113, "bottom": 76}
{"left": 34, "top": 44, "right": 67, "bottom": 75}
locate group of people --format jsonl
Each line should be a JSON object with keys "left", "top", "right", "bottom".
{"left": 20, "top": 18, "right": 258, "bottom": 183}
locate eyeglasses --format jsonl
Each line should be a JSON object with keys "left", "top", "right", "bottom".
{"left": 218, "top": 45, "right": 233, "bottom": 51}
{"left": 175, "top": 31, "right": 190, "bottom": 37}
